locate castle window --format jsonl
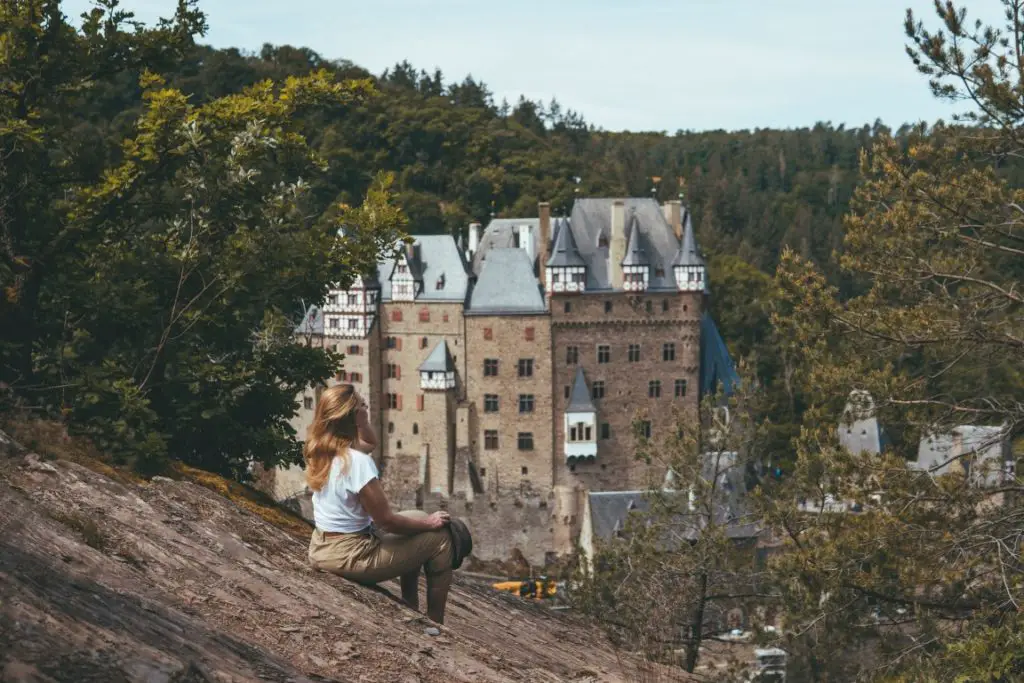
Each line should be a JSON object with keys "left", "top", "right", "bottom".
{"left": 521, "top": 467, "right": 529, "bottom": 477}
{"left": 349, "top": 372, "right": 362, "bottom": 382}
{"left": 416, "top": 394, "right": 424, "bottom": 411}
{"left": 597, "top": 345, "right": 610, "bottom": 364}
{"left": 480, "top": 467, "right": 487, "bottom": 476}
{"left": 645, "top": 300, "right": 653, "bottom": 314}
{"left": 484, "top": 327, "right": 493, "bottom": 341}
{"left": 564, "top": 301, "right": 572, "bottom": 313}
{"left": 436, "top": 274, "right": 446, "bottom": 290}
{"left": 348, "top": 293, "right": 358, "bottom": 305}
{"left": 601, "top": 423, "right": 611, "bottom": 440}
{"left": 347, "top": 345, "right": 361, "bottom": 355}
{"left": 420, "top": 336, "right": 428, "bottom": 349}
{"left": 683, "top": 304, "right": 688, "bottom": 313}
{"left": 443, "top": 313, "right": 449, "bottom": 323}
{"left": 484, "top": 395, "right": 499, "bottom": 413}
{"left": 397, "top": 440, "right": 402, "bottom": 450}
{"left": 519, "top": 394, "right": 535, "bottom": 413}
{"left": 566, "top": 346, "right": 579, "bottom": 365}
{"left": 386, "top": 364, "right": 400, "bottom": 379}
{"left": 569, "top": 423, "right": 592, "bottom": 442}
{"left": 675, "top": 379, "right": 688, "bottom": 398}
{"left": 564, "top": 386, "right": 570, "bottom": 399}
{"left": 525, "top": 327, "right": 535, "bottom": 341}
{"left": 385, "top": 336, "right": 398, "bottom": 349}
{"left": 518, "top": 358, "right": 534, "bottom": 377}
{"left": 604, "top": 301, "right": 612, "bottom": 314}
{"left": 518, "top": 434, "right": 534, "bottom": 451}
{"left": 592, "top": 381, "right": 605, "bottom": 400}
{"left": 387, "top": 393, "right": 399, "bottom": 409}
{"left": 628, "top": 344, "right": 641, "bottom": 362}
{"left": 328, "top": 294, "right": 338, "bottom": 305}
{"left": 640, "top": 421, "right": 652, "bottom": 439}
{"left": 388, "top": 422, "right": 394, "bottom": 434}
{"left": 347, "top": 318, "right": 358, "bottom": 330}
{"left": 419, "top": 309, "right": 430, "bottom": 322}
{"left": 413, "top": 423, "right": 419, "bottom": 435}
{"left": 599, "top": 236, "right": 608, "bottom": 248}
{"left": 484, "top": 430, "right": 499, "bottom": 450}
{"left": 329, "top": 318, "right": 340, "bottom": 329}
{"left": 391, "top": 310, "right": 403, "bottom": 322}
{"left": 663, "top": 343, "right": 676, "bottom": 361}
{"left": 396, "top": 264, "right": 407, "bottom": 274}
{"left": 303, "top": 397, "right": 313, "bottom": 410}
{"left": 662, "top": 299, "right": 669, "bottom": 312}
{"left": 484, "top": 359, "right": 499, "bottom": 377}
{"left": 649, "top": 380, "right": 662, "bottom": 398}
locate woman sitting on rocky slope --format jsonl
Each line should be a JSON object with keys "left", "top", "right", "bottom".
{"left": 305, "top": 384, "right": 454, "bottom": 624}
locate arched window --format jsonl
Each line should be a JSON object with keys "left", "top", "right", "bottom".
{"left": 421, "top": 336, "right": 429, "bottom": 349}
{"left": 387, "top": 422, "right": 394, "bottom": 434}
{"left": 412, "top": 423, "right": 419, "bottom": 435}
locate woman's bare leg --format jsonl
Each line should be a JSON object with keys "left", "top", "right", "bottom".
{"left": 400, "top": 569, "right": 420, "bottom": 610}
{"left": 426, "top": 570, "right": 453, "bottom": 624}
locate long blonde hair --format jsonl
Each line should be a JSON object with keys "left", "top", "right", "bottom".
{"left": 304, "top": 384, "right": 360, "bottom": 492}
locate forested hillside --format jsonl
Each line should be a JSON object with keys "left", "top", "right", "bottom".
{"left": 89, "top": 43, "right": 908, "bottom": 282}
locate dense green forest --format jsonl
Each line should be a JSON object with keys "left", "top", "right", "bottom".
{"left": 89, "top": 42, "right": 908, "bottom": 281}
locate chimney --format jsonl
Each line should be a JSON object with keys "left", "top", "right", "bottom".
{"left": 663, "top": 200, "right": 682, "bottom": 241}
{"left": 538, "top": 202, "right": 551, "bottom": 285}
{"left": 467, "top": 223, "right": 481, "bottom": 256}
{"left": 404, "top": 240, "right": 415, "bottom": 261}
{"left": 521, "top": 224, "right": 534, "bottom": 263}
{"left": 610, "top": 200, "right": 626, "bottom": 290}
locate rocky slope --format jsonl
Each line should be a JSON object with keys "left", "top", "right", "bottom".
{"left": 0, "top": 427, "right": 689, "bottom": 683}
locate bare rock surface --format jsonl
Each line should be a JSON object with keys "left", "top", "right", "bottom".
{"left": 0, "top": 430, "right": 683, "bottom": 683}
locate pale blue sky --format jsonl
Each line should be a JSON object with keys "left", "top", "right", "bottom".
{"left": 65, "top": 0, "right": 1002, "bottom": 132}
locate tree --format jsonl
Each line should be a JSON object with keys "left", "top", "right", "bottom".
{"left": 575, "top": 373, "right": 770, "bottom": 679}
{"left": 1, "top": 1, "right": 404, "bottom": 476}
{"left": 767, "top": 2, "right": 1024, "bottom": 679}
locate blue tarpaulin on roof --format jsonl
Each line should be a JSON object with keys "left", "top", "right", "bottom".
{"left": 700, "top": 313, "right": 739, "bottom": 399}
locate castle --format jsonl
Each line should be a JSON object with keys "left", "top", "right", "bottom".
{"left": 270, "top": 197, "right": 737, "bottom": 564}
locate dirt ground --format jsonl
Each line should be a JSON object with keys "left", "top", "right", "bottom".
{"left": 0, "top": 428, "right": 694, "bottom": 683}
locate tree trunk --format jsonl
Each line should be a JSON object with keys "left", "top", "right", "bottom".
{"left": 684, "top": 570, "right": 708, "bottom": 673}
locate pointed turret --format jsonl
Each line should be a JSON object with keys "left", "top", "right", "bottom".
{"left": 545, "top": 218, "right": 587, "bottom": 294}
{"left": 673, "top": 212, "right": 707, "bottom": 293}
{"left": 565, "top": 367, "right": 597, "bottom": 461}
{"left": 621, "top": 213, "right": 650, "bottom": 292}
{"left": 419, "top": 340, "right": 456, "bottom": 390}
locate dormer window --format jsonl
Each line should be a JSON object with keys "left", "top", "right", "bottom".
{"left": 396, "top": 264, "right": 408, "bottom": 274}
{"left": 436, "top": 273, "right": 446, "bottom": 290}
{"left": 599, "top": 236, "right": 608, "bottom": 248}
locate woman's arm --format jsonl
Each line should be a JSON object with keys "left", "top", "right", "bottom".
{"left": 353, "top": 403, "right": 378, "bottom": 453}
{"left": 358, "top": 479, "right": 449, "bottom": 535}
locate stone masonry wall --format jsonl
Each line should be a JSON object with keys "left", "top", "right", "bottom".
{"left": 464, "top": 313, "right": 554, "bottom": 495}
{"left": 550, "top": 290, "right": 703, "bottom": 491}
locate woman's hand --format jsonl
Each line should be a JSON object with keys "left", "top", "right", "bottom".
{"left": 427, "top": 511, "right": 451, "bottom": 529}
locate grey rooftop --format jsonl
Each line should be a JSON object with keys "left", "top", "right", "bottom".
{"left": 467, "top": 248, "right": 546, "bottom": 315}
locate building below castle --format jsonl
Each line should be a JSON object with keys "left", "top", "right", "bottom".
{"left": 267, "top": 197, "right": 738, "bottom": 565}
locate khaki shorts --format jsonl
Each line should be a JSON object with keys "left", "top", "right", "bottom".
{"left": 308, "top": 510, "right": 453, "bottom": 582}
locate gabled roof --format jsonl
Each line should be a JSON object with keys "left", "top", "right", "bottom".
{"left": 378, "top": 235, "right": 469, "bottom": 302}
{"left": 673, "top": 213, "right": 705, "bottom": 269}
{"left": 546, "top": 217, "right": 586, "bottom": 268}
{"left": 472, "top": 218, "right": 540, "bottom": 276}
{"left": 418, "top": 340, "right": 454, "bottom": 373}
{"left": 621, "top": 213, "right": 650, "bottom": 266}
{"left": 566, "top": 367, "right": 596, "bottom": 413}
{"left": 467, "top": 248, "right": 546, "bottom": 315}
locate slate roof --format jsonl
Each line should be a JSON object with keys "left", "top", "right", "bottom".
{"left": 586, "top": 452, "right": 761, "bottom": 544}
{"left": 673, "top": 212, "right": 705, "bottom": 268}
{"left": 566, "top": 367, "right": 596, "bottom": 413}
{"left": 912, "top": 425, "right": 1010, "bottom": 486}
{"left": 418, "top": 340, "right": 455, "bottom": 373}
{"left": 379, "top": 235, "right": 469, "bottom": 302}
{"left": 699, "top": 313, "right": 740, "bottom": 399}
{"left": 568, "top": 198, "right": 683, "bottom": 291}
{"left": 472, "top": 218, "right": 540, "bottom": 276}
{"left": 837, "top": 391, "right": 890, "bottom": 455}
{"left": 546, "top": 216, "right": 586, "bottom": 268}
{"left": 294, "top": 305, "right": 324, "bottom": 335}
{"left": 620, "top": 213, "right": 650, "bottom": 266}
{"left": 467, "top": 248, "right": 546, "bottom": 315}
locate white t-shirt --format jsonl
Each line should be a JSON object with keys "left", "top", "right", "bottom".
{"left": 311, "top": 449, "right": 378, "bottom": 533}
